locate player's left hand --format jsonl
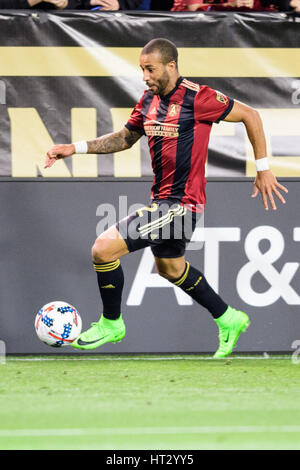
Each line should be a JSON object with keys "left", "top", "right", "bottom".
{"left": 251, "top": 170, "right": 288, "bottom": 211}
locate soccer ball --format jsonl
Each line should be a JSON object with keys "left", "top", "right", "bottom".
{"left": 35, "top": 301, "right": 82, "bottom": 347}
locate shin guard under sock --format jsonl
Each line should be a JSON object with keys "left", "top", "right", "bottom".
{"left": 172, "top": 262, "right": 228, "bottom": 319}
{"left": 93, "top": 260, "right": 124, "bottom": 320}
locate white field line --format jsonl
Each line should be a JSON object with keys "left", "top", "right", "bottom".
{"left": 1, "top": 425, "right": 300, "bottom": 438}
{"left": 6, "top": 355, "right": 291, "bottom": 362}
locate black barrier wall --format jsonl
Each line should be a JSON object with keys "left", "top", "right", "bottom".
{"left": 0, "top": 179, "right": 299, "bottom": 354}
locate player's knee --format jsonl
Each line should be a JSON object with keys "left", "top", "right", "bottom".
{"left": 156, "top": 263, "right": 185, "bottom": 281}
{"left": 91, "top": 238, "right": 112, "bottom": 263}
{"left": 155, "top": 265, "right": 167, "bottom": 278}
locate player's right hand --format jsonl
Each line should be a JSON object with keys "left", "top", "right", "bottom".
{"left": 44, "top": 144, "right": 75, "bottom": 169}
{"left": 251, "top": 169, "right": 288, "bottom": 211}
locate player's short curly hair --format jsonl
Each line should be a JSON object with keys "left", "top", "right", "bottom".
{"left": 141, "top": 38, "right": 178, "bottom": 67}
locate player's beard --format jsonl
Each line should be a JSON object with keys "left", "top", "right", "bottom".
{"left": 148, "top": 68, "right": 171, "bottom": 96}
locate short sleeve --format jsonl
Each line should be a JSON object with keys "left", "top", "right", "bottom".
{"left": 125, "top": 94, "right": 145, "bottom": 135}
{"left": 194, "top": 86, "right": 234, "bottom": 124}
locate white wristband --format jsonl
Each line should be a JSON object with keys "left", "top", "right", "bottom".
{"left": 74, "top": 141, "right": 88, "bottom": 154}
{"left": 255, "top": 157, "right": 269, "bottom": 171}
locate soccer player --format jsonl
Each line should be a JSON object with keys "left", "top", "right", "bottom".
{"left": 45, "top": 38, "right": 288, "bottom": 358}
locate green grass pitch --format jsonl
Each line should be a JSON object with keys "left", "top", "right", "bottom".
{"left": 1, "top": 354, "right": 300, "bottom": 450}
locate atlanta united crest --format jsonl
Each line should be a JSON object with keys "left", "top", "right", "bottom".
{"left": 168, "top": 103, "right": 181, "bottom": 117}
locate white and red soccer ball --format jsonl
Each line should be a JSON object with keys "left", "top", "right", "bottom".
{"left": 35, "top": 301, "right": 82, "bottom": 347}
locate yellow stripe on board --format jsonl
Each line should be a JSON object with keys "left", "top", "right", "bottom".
{"left": 0, "top": 47, "right": 300, "bottom": 77}
{"left": 246, "top": 108, "right": 300, "bottom": 177}
{"left": 111, "top": 108, "right": 141, "bottom": 178}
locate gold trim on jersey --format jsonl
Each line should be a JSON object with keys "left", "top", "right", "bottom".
{"left": 182, "top": 79, "right": 200, "bottom": 93}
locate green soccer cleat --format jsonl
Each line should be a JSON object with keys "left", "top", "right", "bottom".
{"left": 213, "top": 306, "right": 250, "bottom": 359}
{"left": 71, "top": 314, "right": 126, "bottom": 350}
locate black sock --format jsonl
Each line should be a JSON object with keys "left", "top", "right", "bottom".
{"left": 171, "top": 262, "right": 228, "bottom": 319}
{"left": 93, "top": 259, "right": 124, "bottom": 320}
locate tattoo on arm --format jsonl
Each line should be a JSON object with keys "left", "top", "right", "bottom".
{"left": 87, "top": 127, "right": 141, "bottom": 154}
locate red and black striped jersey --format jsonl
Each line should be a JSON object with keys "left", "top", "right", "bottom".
{"left": 125, "top": 77, "right": 234, "bottom": 211}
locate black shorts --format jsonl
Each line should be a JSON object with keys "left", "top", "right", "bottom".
{"left": 116, "top": 200, "right": 201, "bottom": 259}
